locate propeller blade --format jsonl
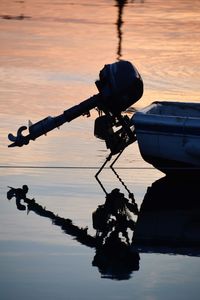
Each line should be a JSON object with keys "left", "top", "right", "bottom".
{"left": 8, "top": 133, "right": 17, "bottom": 142}
{"left": 17, "top": 126, "right": 27, "bottom": 136}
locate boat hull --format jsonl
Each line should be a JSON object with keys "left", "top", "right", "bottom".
{"left": 132, "top": 101, "right": 200, "bottom": 175}
{"left": 140, "top": 154, "right": 200, "bottom": 176}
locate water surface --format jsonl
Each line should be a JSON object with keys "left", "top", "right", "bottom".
{"left": 0, "top": 0, "right": 200, "bottom": 299}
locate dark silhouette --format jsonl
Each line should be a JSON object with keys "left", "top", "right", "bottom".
{"left": 92, "top": 188, "right": 139, "bottom": 279}
{"left": 7, "top": 185, "right": 140, "bottom": 280}
{"left": 8, "top": 61, "right": 143, "bottom": 149}
{"left": 7, "top": 185, "right": 28, "bottom": 211}
{"left": 7, "top": 176, "right": 200, "bottom": 281}
{"left": 133, "top": 176, "right": 200, "bottom": 255}
{"left": 92, "top": 231, "right": 139, "bottom": 280}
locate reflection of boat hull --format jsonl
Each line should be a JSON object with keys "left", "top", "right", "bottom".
{"left": 132, "top": 101, "right": 200, "bottom": 175}
{"left": 134, "top": 210, "right": 200, "bottom": 247}
{"left": 133, "top": 176, "right": 200, "bottom": 249}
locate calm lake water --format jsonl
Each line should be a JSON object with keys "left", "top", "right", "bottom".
{"left": 1, "top": 0, "right": 200, "bottom": 299}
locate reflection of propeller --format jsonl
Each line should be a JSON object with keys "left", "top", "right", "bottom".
{"left": 8, "top": 125, "right": 29, "bottom": 147}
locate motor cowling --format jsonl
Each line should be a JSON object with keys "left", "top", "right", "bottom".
{"left": 96, "top": 60, "right": 143, "bottom": 115}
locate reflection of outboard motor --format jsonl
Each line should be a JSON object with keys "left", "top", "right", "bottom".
{"left": 92, "top": 232, "right": 140, "bottom": 280}
{"left": 7, "top": 185, "right": 140, "bottom": 280}
{"left": 92, "top": 188, "right": 140, "bottom": 280}
{"left": 92, "top": 188, "right": 137, "bottom": 235}
{"left": 8, "top": 60, "right": 143, "bottom": 154}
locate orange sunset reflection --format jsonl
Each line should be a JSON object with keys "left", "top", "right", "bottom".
{"left": 0, "top": 0, "right": 199, "bottom": 167}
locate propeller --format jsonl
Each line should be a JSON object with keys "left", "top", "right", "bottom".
{"left": 8, "top": 125, "right": 29, "bottom": 147}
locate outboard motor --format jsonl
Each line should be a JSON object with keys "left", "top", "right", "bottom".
{"left": 8, "top": 60, "right": 143, "bottom": 153}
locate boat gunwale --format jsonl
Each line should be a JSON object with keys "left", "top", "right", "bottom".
{"left": 132, "top": 101, "right": 200, "bottom": 136}
{"left": 135, "top": 101, "right": 200, "bottom": 119}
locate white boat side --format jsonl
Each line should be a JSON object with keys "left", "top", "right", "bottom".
{"left": 131, "top": 101, "right": 200, "bottom": 174}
